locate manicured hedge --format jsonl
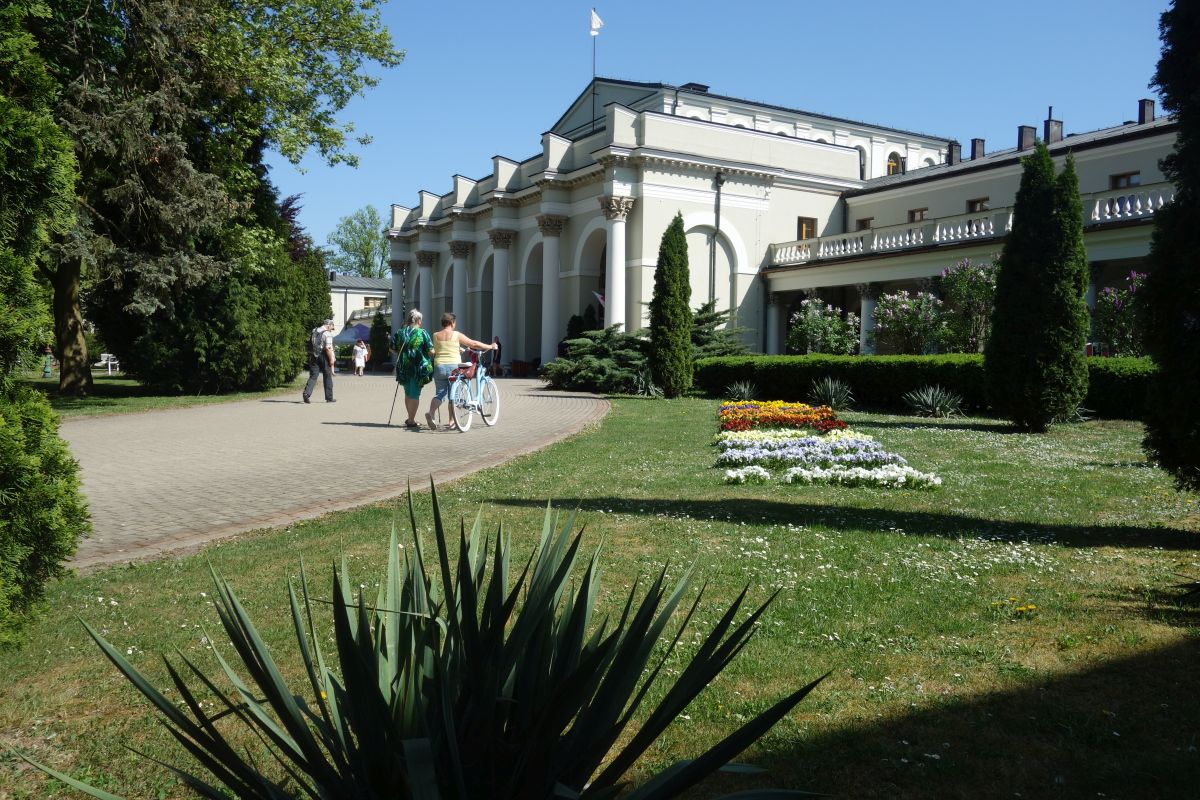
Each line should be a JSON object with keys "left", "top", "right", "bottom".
{"left": 694, "top": 355, "right": 1156, "bottom": 420}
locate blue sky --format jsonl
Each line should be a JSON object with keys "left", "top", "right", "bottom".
{"left": 265, "top": 0, "right": 1172, "bottom": 248}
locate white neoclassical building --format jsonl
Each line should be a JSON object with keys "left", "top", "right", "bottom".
{"left": 386, "top": 78, "right": 1175, "bottom": 364}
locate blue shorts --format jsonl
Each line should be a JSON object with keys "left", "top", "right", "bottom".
{"left": 433, "top": 364, "right": 457, "bottom": 401}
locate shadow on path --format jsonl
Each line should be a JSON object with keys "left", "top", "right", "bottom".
{"left": 490, "top": 497, "right": 1199, "bottom": 551}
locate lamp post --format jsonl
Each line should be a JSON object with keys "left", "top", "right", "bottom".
{"left": 709, "top": 170, "right": 726, "bottom": 304}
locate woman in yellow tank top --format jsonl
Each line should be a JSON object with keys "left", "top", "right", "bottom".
{"left": 426, "top": 312, "right": 498, "bottom": 430}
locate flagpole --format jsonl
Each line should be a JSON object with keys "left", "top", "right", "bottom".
{"left": 591, "top": 20, "right": 597, "bottom": 132}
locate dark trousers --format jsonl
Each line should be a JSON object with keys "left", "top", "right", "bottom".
{"left": 303, "top": 357, "right": 334, "bottom": 401}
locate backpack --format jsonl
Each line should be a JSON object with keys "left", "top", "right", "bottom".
{"left": 310, "top": 326, "right": 325, "bottom": 359}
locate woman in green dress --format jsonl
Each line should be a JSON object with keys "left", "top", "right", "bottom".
{"left": 393, "top": 309, "right": 434, "bottom": 429}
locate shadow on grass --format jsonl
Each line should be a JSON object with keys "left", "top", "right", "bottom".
{"left": 691, "top": 637, "right": 1200, "bottom": 799}
{"left": 847, "top": 416, "right": 1019, "bottom": 434}
{"left": 490, "top": 497, "right": 1200, "bottom": 551}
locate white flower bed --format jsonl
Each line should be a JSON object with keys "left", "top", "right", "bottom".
{"left": 782, "top": 464, "right": 942, "bottom": 489}
{"left": 716, "top": 427, "right": 941, "bottom": 489}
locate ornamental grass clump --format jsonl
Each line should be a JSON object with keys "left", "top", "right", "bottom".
{"left": 807, "top": 376, "right": 854, "bottom": 411}
{"left": 21, "top": 484, "right": 824, "bottom": 799}
{"left": 902, "top": 384, "right": 964, "bottom": 418}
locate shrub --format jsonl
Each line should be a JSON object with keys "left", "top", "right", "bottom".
{"left": 541, "top": 325, "right": 647, "bottom": 393}
{"left": 786, "top": 298, "right": 858, "bottom": 355}
{"left": 903, "top": 384, "right": 964, "bottom": 418}
{"left": 695, "top": 355, "right": 1153, "bottom": 420}
{"left": 0, "top": 387, "right": 90, "bottom": 646}
{"left": 872, "top": 290, "right": 945, "bottom": 354}
{"left": 368, "top": 310, "right": 390, "bottom": 369}
{"left": 985, "top": 143, "right": 1090, "bottom": 431}
{"left": 808, "top": 376, "right": 854, "bottom": 410}
{"left": 648, "top": 213, "right": 693, "bottom": 397}
{"left": 1093, "top": 271, "right": 1146, "bottom": 357}
{"left": 24, "top": 488, "right": 823, "bottom": 797}
{"left": 724, "top": 379, "right": 758, "bottom": 400}
{"left": 938, "top": 258, "right": 999, "bottom": 353}
{"left": 692, "top": 300, "right": 750, "bottom": 358}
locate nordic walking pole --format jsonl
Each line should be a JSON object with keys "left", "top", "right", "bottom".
{"left": 387, "top": 381, "right": 400, "bottom": 426}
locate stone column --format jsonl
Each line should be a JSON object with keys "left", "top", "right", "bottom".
{"left": 489, "top": 229, "right": 514, "bottom": 351}
{"left": 416, "top": 250, "right": 437, "bottom": 334}
{"left": 856, "top": 282, "right": 880, "bottom": 355}
{"left": 388, "top": 259, "right": 408, "bottom": 332}
{"left": 449, "top": 240, "right": 472, "bottom": 330}
{"left": 766, "top": 293, "right": 782, "bottom": 355}
{"left": 600, "top": 196, "right": 635, "bottom": 331}
{"left": 538, "top": 214, "right": 566, "bottom": 365}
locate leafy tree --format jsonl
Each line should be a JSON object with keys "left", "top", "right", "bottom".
{"left": 0, "top": 0, "right": 88, "bottom": 644}
{"left": 786, "top": 298, "right": 858, "bottom": 355}
{"left": 648, "top": 214, "right": 693, "bottom": 397}
{"left": 31, "top": 0, "right": 402, "bottom": 395}
{"left": 326, "top": 205, "right": 388, "bottom": 278}
{"left": 985, "top": 142, "right": 1090, "bottom": 431}
{"left": 692, "top": 300, "right": 750, "bottom": 358}
{"left": 937, "top": 258, "right": 999, "bottom": 353}
{"left": 1143, "top": 0, "right": 1200, "bottom": 491}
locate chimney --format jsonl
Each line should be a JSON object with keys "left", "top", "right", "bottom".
{"left": 947, "top": 141, "right": 961, "bottom": 165}
{"left": 971, "top": 138, "right": 986, "bottom": 159}
{"left": 900, "top": 157, "right": 907, "bottom": 174}
{"left": 329, "top": 270, "right": 337, "bottom": 281}
{"left": 1044, "top": 106, "right": 1062, "bottom": 144}
{"left": 1139, "top": 98, "right": 1156, "bottom": 124}
{"left": 1018, "top": 125, "right": 1036, "bottom": 151}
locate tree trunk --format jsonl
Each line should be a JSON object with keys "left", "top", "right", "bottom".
{"left": 51, "top": 257, "right": 92, "bottom": 396}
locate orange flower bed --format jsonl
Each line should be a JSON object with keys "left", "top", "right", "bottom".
{"left": 718, "top": 400, "right": 844, "bottom": 432}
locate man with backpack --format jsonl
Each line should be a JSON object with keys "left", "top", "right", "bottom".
{"left": 303, "top": 319, "right": 337, "bottom": 404}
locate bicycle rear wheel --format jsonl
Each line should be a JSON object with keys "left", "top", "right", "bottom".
{"left": 480, "top": 378, "right": 500, "bottom": 426}
{"left": 451, "top": 378, "right": 474, "bottom": 431}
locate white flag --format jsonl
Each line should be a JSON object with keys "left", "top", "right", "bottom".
{"left": 590, "top": 9, "right": 603, "bottom": 36}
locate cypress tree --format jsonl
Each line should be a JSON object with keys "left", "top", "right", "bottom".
{"left": 984, "top": 142, "right": 1089, "bottom": 431}
{"left": 648, "top": 213, "right": 693, "bottom": 397}
{"left": 1142, "top": 0, "right": 1200, "bottom": 491}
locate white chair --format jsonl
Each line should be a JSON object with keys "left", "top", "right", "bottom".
{"left": 93, "top": 353, "right": 120, "bottom": 375}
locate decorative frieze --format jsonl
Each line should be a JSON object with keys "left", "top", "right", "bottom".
{"left": 415, "top": 250, "right": 438, "bottom": 268}
{"left": 488, "top": 229, "right": 516, "bottom": 249}
{"left": 599, "top": 196, "right": 636, "bottom": 221}
{"left": 449, "top": 241, "right": 473, "bottom": 259}
{"left": 537, "top": 214, "right": 567, "bottom": 237}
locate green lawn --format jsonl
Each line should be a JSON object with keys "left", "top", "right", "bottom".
{"left": 1, "top": 399, "right": 1198, "bottom": 798}
{"left": 17, "top": 373, "right": 307, "bottom": 418}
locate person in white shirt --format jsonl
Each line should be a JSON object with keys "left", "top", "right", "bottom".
{"left": 352, "top": 339, "right": 369, "bottom": 376}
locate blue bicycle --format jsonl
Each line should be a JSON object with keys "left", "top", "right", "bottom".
{"left": 448, "top": 348, "right": 500, "bottom": 432}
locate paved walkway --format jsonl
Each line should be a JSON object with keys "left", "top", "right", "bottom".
{"left": 60, "top": 376, "right": 608, "bottom": 572}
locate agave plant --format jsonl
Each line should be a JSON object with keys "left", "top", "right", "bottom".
{"left": 724, "top": 380, "right": 758, "bottom": 401}
{"left": 902, "top": 384, "right": 963, "bottom": 418}
{"left": 807, "top": 377, "right": 853, "bottom": 411}
{"left": 22, "top": 483, "right": 824, "bottom": 799}
{"left": 632, "top": 366, "right": 664, "bottom": 398}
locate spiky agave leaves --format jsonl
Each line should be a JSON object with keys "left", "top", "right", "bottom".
{"left": 20, "top": 480, "right": 824, "bottom": 798}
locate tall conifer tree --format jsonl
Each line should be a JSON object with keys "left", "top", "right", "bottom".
{"left": 648, "top": 213, "right": 693, "bottom": 397}
{"left": 1142, "top": 0, "right": 1200, "bottom": 490}
{"left": 984, "top": 142, "right": 1089, "bottom": 431}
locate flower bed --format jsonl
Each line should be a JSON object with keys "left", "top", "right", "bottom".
{"left": 715, "top": 402, "right": 939, "bottom": 489}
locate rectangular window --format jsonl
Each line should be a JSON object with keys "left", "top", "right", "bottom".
{"left": 364, "top": 296, "right": 384, "bottom": 309}
{"left": 907, "top": 208, "right": 928, "bottom": 223}
{"left": 1110, "top": 172, "right": 1141, "bottom": 189}
{"left": 796, "top": 216, "right": 818, "bottom": 240}
{"left": 967, "top": 197, "right": 990, "bottom": 213}
{"left": 855, "top": 217, "right": 873, "bottom": 231}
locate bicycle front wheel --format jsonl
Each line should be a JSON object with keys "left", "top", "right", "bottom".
{"left": 451, "top": 378, "right": 474, "bottom": 431}
{"left": 480, "top": 378, "right": 500, "bottom": 426}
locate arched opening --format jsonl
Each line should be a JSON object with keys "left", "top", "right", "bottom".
{"left": 573, "top": 228, "right": 607, "bottom": 332}
{"left": 922, "top": 157, "right": 935, "bottom": 167}
{"left": 516, "top": 242, "right": 544, "bottom": 363}
{"left": 439, "top": 266, "right": 454, "bottom": 320}
{"left": 684, "top": 224, "right": 735, "bottom": 312}
{"left": 886, "top": 151, "right": 903, "bottom": 176}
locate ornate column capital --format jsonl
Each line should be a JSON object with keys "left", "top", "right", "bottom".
{"left": 599, "top": 196, "right": 635, "bottom": 221}
{"left": 488, "top": 229, "right": 516, "bottom": 249}
{"left": 449, "top": 240, "right": 473, "bottom": 259}
{"left": 415, "top": 250, "right": 438, "bottom": 268}
{"left": 388, "top": 259, "right": 410, "bottom": 275}
{"left": 537, "top": 214, "right": 567, "bottom": 238}
{"left": 855, "top": 282, "right": 881, "bottom": 300}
